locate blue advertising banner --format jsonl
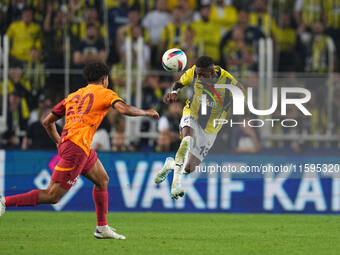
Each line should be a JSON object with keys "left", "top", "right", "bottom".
{"left": 2, "top": 150, "right": 340, "bottom": 214}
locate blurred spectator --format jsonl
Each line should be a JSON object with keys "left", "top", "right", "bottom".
{"left": 157, "top": 101, "right": 182, "bottom": 149}
{"left": 231, "top": 122, "right": 261, "bottom": 154}
{"left": 294, "top": 0, "right": 322, "bottom": 31}
{"left": 142, "top": 75, "right": 163, "bottom": 110}
{"left": 142, "top": 0, "right": 171, "bottom": 67}
{"left": 91, "top": 122, "right": 111, "bottom": 151}
{"left": 71, "top": 7, "right": 107, "bottom": 42}
{"left": 73, "top": 24, "right": 107, "bottom": 67}
{"left": 220, "top": 10, "right": 264, "bottom": 67}
{"left": 300, "top": 22, "right": 335, "bottom": 73}
{"left": 31, "top": 0, "right": 47, "bottom": 25}
{"left": 23, "top": 49, "right": 44, "bottom": 109}
{"left": 2, "top": 0, "right": 26, "bottom": 32}
{"left": 272, "top": 13, "right": 299, "bottom": 72}
{"left": 27, "top": 95, "right": 52, "bottom": 126}
{"left": 111, "top": 53, "right": 128, "bottom": 99}
{"left": 22, "top": 107, "right": 62, "bottom": 150}
{"left": 6, "top": 7, "right": 41, "bottom": 62}
{"left": 324, "top": 0, "right": 340, "bottom": 31}
{"left": 72, "top": 24, "right": 107, "bottom": 91}
{"left": 182, "top": 28, "right": 199, "bottom": 67}
{"left": 120, "top": 25, "right": 151, "bottom": 67}
{"left": 178, "top": 0, "right": 194, "bottom": 24}
{"left": 210, "top": 0, "right": 238, "bottom": 33}
{"left": 112, "top": 132, "right": 128, "bottom": 152}
{"left": 68, "top": 0, "right": 92, "bottom": 27}
{"left": 6, "top": 92, "right": 29, "bottom": 133}
{"left": 0, "top": 62, "right": 33, "bottom": 111}
{"left": 155, "top": 130, "right": 172, "bottom": 152}
{"left": 43, "top": 5, "right": 66, "bottom": 99}
{"left": 324, "top": 0, "right": 340, "bottom": 72}
{"left": 191, "top": 4, "right": 221, "bottom": 62}
{"left": 108, "top": 0, "right": 129, "bottom": 49}
{"left": 116, "top": 7, "right": 150, "bottom": 53}
{"left": 222, "top": 27, "right": 254, "bottom": 77}
{"left": 0, "top": 130, "right": 20, "bottom": 150}
{"left": 249, "top": 0, "right": 276, "bottom": 37}
{"left": 112, "top": 22, "right": 151, "bottom": 100}
{"left": 161, "top": 6, "right": 188, "bottom": 51}
{"left": 167, "top": 0, "right": 196, "bottom": 11}
{"left": 130, "top": 0, "right": 156, "bottom": 18}
{"left": 305, "top": 92, "right": 327, "bottom": 135}
{"left": 43, "top": 6, "right": 66, "bottom": 68}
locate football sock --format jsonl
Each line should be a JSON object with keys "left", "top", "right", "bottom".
{"left": 173, "top": 136, "right": 193, "bottom": 185}
{"left": 175, "top": 136, "right": 192, "bottom": 165}
{"left": 169, "top": 157, "right": 176, "bottom": 170}
{"left": 97, "top": 225, "right": 108, "bottom": 231}
{"left": 5, "top": 189, "right": 39, "bottom": 207}
{"left": 173, "top": 164, "right": 183, "bottom": 185}
{"left": 93, "top": 188, "right": 108, "bottom": 226}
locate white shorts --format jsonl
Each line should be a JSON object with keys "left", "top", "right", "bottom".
{"left": 179, "top": 115, "right": 217, "bottom": 162}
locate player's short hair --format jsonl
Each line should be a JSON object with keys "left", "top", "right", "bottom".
{"left": 196, "top": 56, "right": 214, "bottom": 68}
{"left": 83, "top": 62, "right": 110, "bottom": 83}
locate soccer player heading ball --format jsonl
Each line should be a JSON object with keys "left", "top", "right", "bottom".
{"left": 154, "top": 56, "right": 245, "bottom": 199}
{"left": 0, "top": 62, "right": 159, "bottom": 239}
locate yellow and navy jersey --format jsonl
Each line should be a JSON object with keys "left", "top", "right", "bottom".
{"left": 125, "top": 26, "right": 150, "bottom": 43}
{"left": 248, "top": 12, "right": 276, "bottom": 37}
{"left": 272, "top": 26, "right": 297, "bottom": 52}
{"left": 71, "top": 22, "right": 107, "bottom": 41}
{"left": 0, "top": 79, "right": 30, "bottom": 119}
{"left": 167, "top": 0, "right": 197, "bottom": 10}
{"left": 209, "top": 4, "right": 238, "bottom": 31}
{"left": 191, "top": 20, "right": 221, "bottom": 62}
{"left": 161, "top": 23, "right": 188, "bottom": 49}
{"left": 180, "top": 65, "right": 238, "bottom": 134}
{"left": 301, "top": 0, "right": 323, "bottom": 26}
{"left": 324, "top": 0, "right": 340, "bottom": 29}
{"left": 306, "top": 35, "right": 333, "bottom": 72}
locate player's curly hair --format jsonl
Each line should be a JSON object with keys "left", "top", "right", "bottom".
{"left": 83, "top": 62, "right": 110, "bottom": 83}
{"left": 196, "top": 56, "right": 214, "bottom": 68}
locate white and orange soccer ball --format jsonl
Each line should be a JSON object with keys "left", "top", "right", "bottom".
{"left": 162, "top": 48, "right": 187, "bottom": 72}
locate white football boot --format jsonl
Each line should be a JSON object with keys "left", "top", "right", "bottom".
{"left": 154, "top": 157, "right": 175, "bottom": 184}
{"left": 94, "top": 225, "right": 126, "bottom": 240}
{"left": 171, "top": 182, "right": 185, "bottom": 200}
{"left": 0, "top": 196, "right": 6, "bottom": 216}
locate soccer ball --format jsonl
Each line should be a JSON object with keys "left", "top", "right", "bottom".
{"left": 162, "top": 48, "right": 187, "bottom": 72}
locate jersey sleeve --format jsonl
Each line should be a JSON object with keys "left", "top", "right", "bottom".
{"left": 52, "top": 99, "right": 66, "bottom": 118}
{"left": 179, "top": 65, "right": 196, "bottom": 86}
{"left": 107, "top": 90, "right": 125, "bottom": 107}
{"left": 223, "top": 69, "right": 238, "bottom": 86}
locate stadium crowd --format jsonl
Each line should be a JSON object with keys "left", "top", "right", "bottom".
{"left": 0, "top": 0, "right": 340, "bottom": 153}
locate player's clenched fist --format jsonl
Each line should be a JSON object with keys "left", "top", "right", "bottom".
{"left": 146, "top": 109, "right": 160, "bottom": 119}
{"left": 163, "top": 92, "right": 178, "bottom": 104}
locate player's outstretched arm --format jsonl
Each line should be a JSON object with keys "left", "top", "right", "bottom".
{"left": 42, "top": 113, "right": 61, "bottom": 144}
{"left": 163, "top": 81, "right": 184, "bottom": 104}
{"left": 113, "top": 101, "right": 159, "bottom": 119}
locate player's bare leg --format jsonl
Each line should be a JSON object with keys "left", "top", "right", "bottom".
{"left": 84, "top": 159, "right": 126, "bottom": 240}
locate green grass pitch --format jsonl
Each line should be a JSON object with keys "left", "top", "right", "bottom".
{"left": 0, "top": 212, "right": 339, "bottom": 255}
